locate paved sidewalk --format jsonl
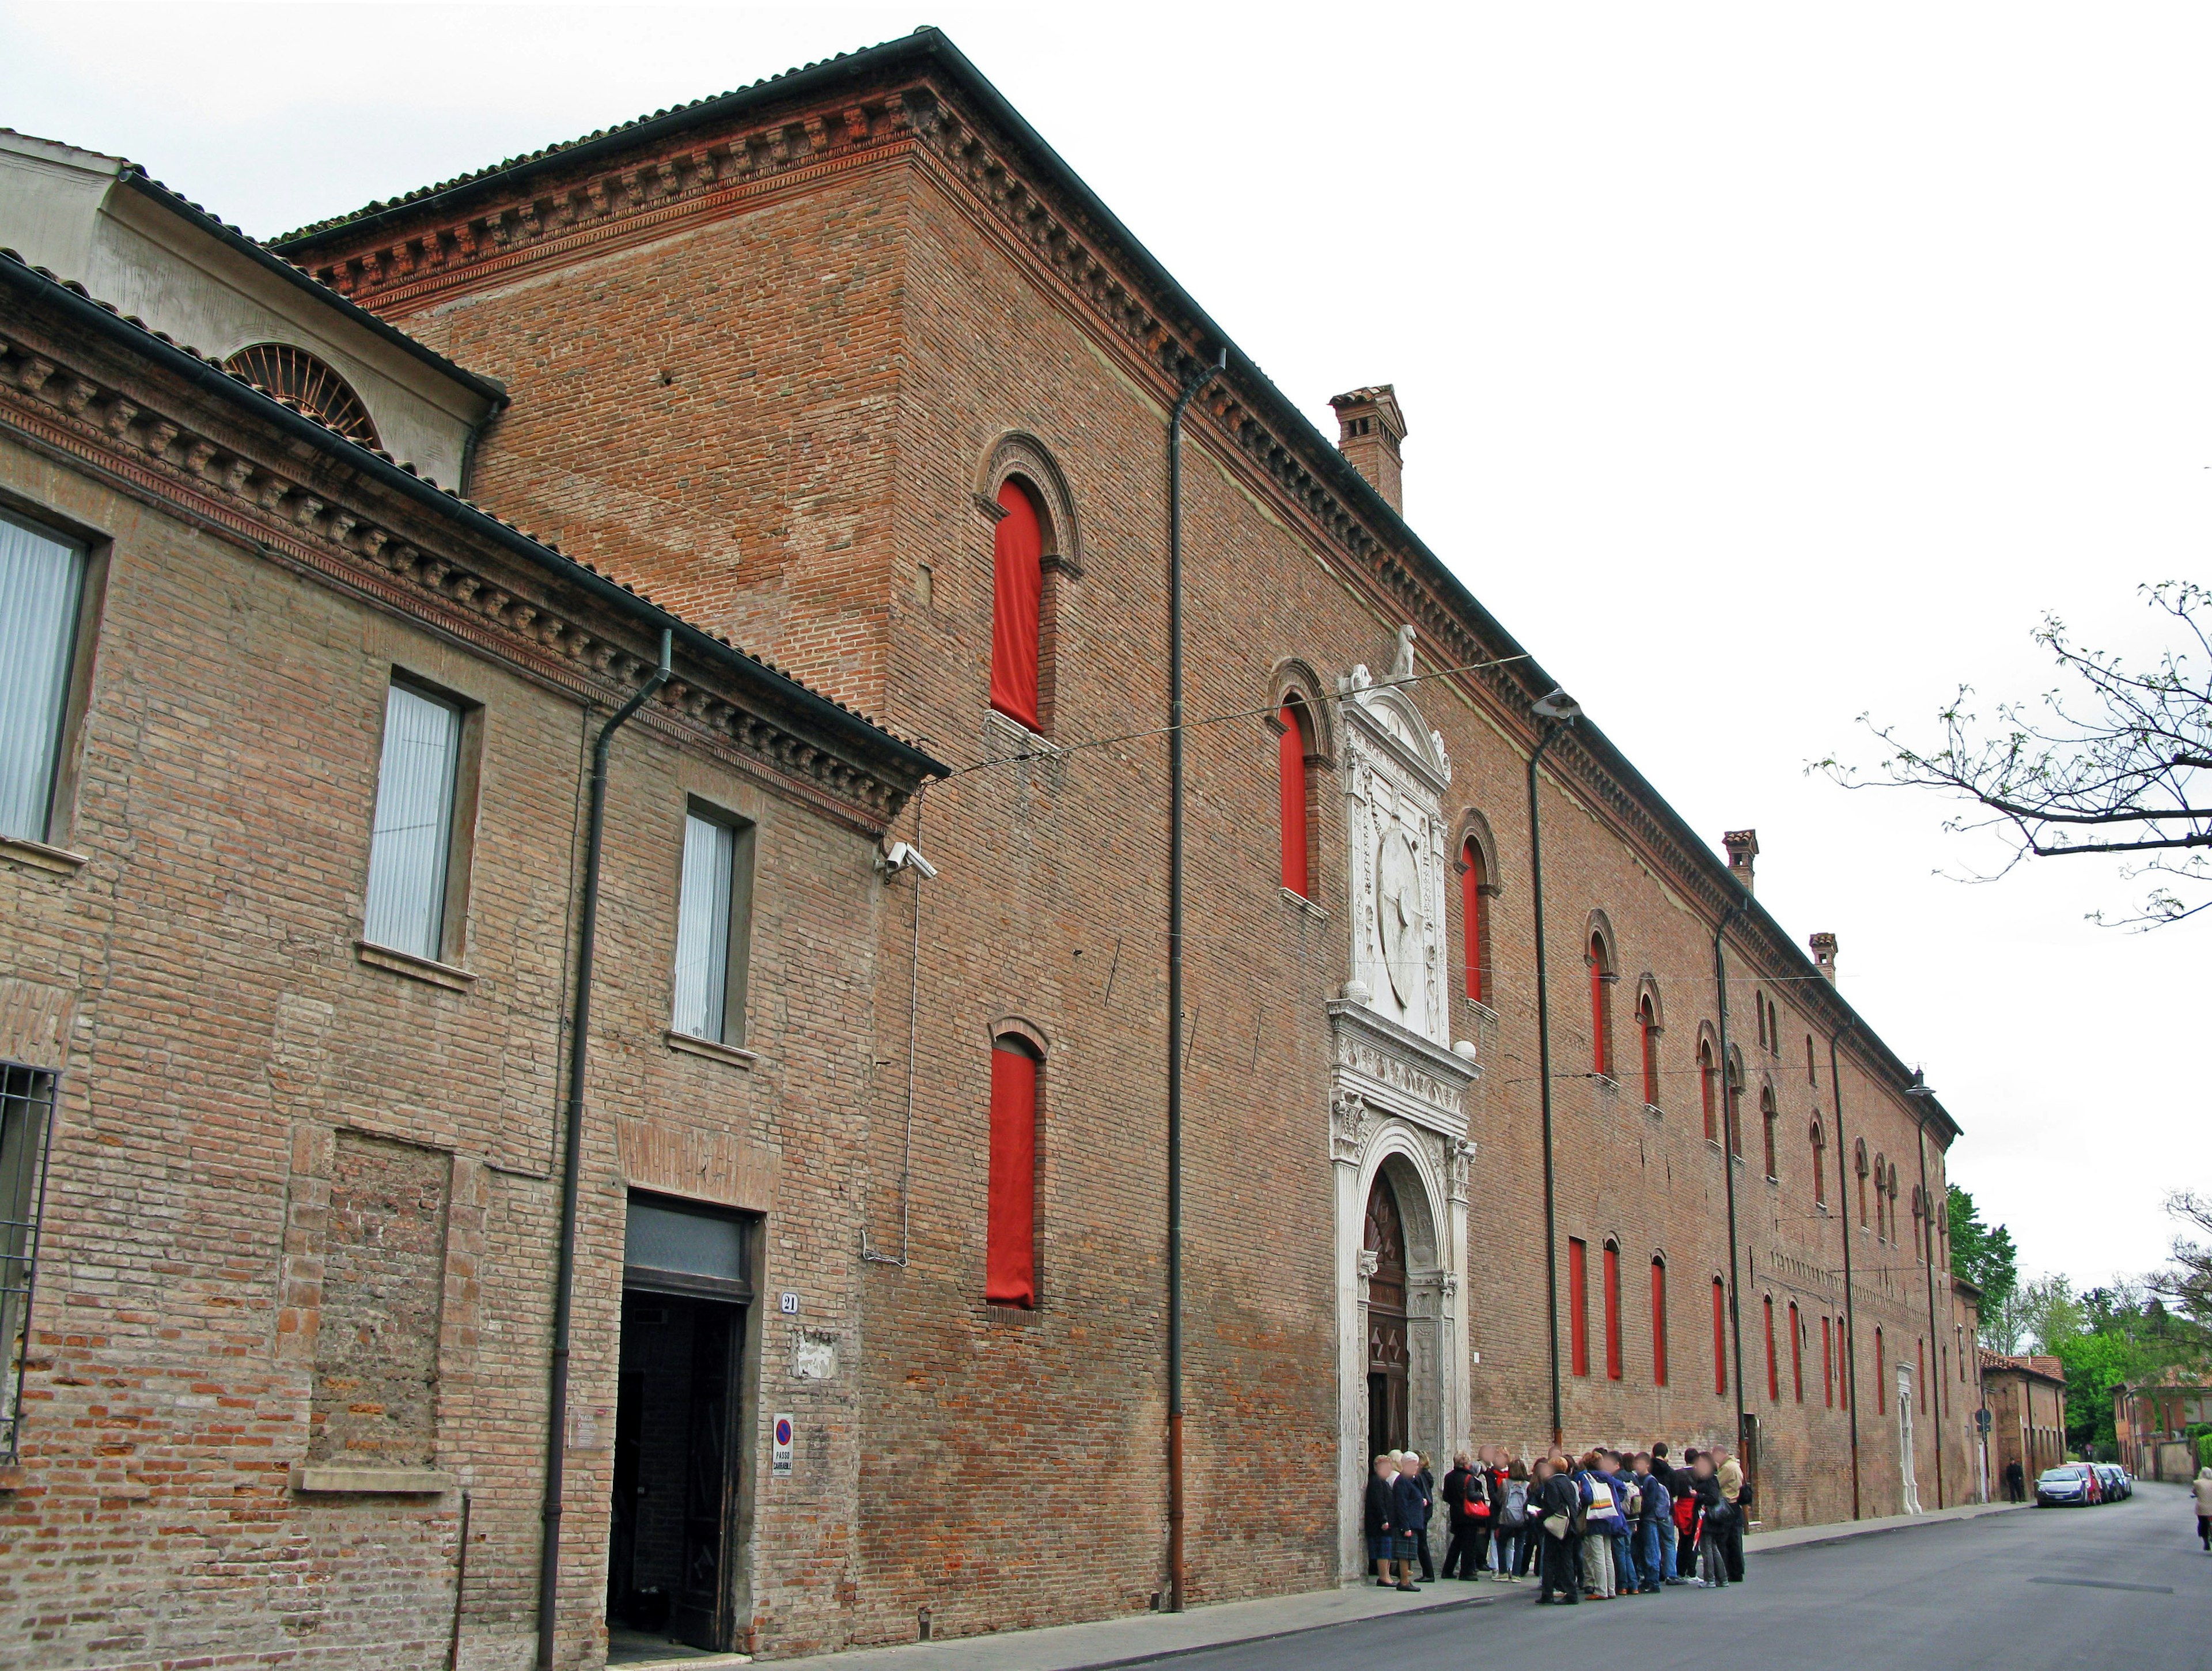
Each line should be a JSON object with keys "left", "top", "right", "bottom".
{"left": 785, "top": 1578, "right": 1497, "bottom": 1671}
{"left": 1747, "top": 1498, "right": 2027, "bottom": 1552}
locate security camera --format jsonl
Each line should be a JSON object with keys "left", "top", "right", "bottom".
{"left": 879, "top": 840, "right": 937, "bottom": 881}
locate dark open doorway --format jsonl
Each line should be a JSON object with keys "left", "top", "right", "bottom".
{"left": 1365, "top": 1170, "right": 1409, "bottom": 1460}
{"left": 607, "top": 1195, "right": 753, "bottom": 1660}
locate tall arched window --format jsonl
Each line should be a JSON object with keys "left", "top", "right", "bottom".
{"left": 1650, "top": 1256, "right": 1669, "bottom": 1386}
{"left": 1755, "top": 989, "right": 1769, "bottom": 1051}
{"left": 1764, "top": 1294, "right": 1779, "bottom": 1401}
{"left": 986, "top": 1034, "right": 1041, "bottom": 1307}
{"left": 1711, "top": 1277, "right": 1728, "bottom": 1396}
{"left": 1760, "top": 1087, "right": 1779, "bottom": 1181}
{"left": 1278, "top": 699, "right": 1312, "bottom": 898}
{"left": 1855, "top": 1139, "right": 1870, "bottom": 1227}
{"left": 1811, "top": 1120, "right": 1828, "bottom": 1208}
{"left": 1822, "top": 1314, "right": 1834, "bottom": 1408}
{"left": 1637, "top": 990, "right": 1661, "bottom": 1107}
{"left": 1875, "top": 1326, "right": 1886, "bottom": 1412}
{"left": 1911, "top": 1187, "right": 1926, "bottom": 1262}
{"left": 1724, "top": 1049, "right": 1744, "bottom": 1158}
{"left": 1789, "top": 1300, "right": 1804, "bottom": 1403}
{"left": 1588, "top": 932, "right": 1615, "bottom": 1078}
{"left": 1569, "top": 1237, "right": 1590, "bottom": 1378}
{"left": 1460, "top": 838, "right": 1489, "bottom": 1003}
{"left": 1603, "top": 1241, "right": 1623, "bottom": 1381}
{"left": 1698, "top": 1037, "right": 1718, "bottom": 1142}
{"left": 1838, "top": 1316, "right": 1851, "bottom": 1410}
{"left": 1805, "top": 1034, "right": 1817, "bottom": 1086}
{"left": 1873, "top": 1157, "right": 1888, "bottom": 1242}
{"left": 988, "top": 479, "right": 1045, "bottom": 731}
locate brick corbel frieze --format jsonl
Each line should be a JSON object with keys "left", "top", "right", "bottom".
{"left": 0, "top": 317, "right": 918, "bottom": 833}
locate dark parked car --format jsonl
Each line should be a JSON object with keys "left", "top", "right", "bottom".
{"left": 2092, "top": 1463, "right": 2130, "bottom": 1500}
{"left": 2036, "top": 1465, "right": 2096, "bottom": 1507}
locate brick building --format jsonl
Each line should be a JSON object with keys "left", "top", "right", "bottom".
{"left": 1981, "top": 1355, "right": 2070, "bottom": 1489}
{"left": 2, "top": 25, "right": 1978, "bottom": 1670}
{"left": 2113, "top": 1371, "right": 2212, "bottom": 1481}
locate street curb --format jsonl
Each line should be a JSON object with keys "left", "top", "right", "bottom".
{"left": 1035, "top": 1591, "right": 1497, "bottom": 1671}
{"left": 1750, "top": 1502, "right": 2029, "bottom": 1555}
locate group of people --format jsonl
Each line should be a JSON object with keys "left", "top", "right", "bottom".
{"left": 1362, "top": 1443, "right": 1752, "bottom": 1604}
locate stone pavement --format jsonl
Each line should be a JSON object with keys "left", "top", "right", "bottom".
{"left": 772, "top": 1502, "right": 2031, "bottom": 1671}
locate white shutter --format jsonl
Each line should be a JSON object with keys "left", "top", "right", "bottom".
{"left": 363, "top": 683, "right": 461, "bottom": 959}
{"left": 671, "top": 813, "right": 735, "bottom": 1040}
{"left": 0, "top": 515, "right": 86, "bottom": 843}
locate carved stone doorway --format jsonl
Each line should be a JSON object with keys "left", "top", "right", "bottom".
{"left": 1365, "top": 1170, "right": 1410, "bottom": 1460}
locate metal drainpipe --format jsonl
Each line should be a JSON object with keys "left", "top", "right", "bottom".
{"left": 1829, "top": 1023, "right": 1863, "bottom": 1519}
{"left": 536, "top": 630, "right": 672, "bottom": 1671}
{"left": 1525, "top": 717, "right": 1569, "bottom": 1450}
{"left": 1711, "top": 904, "right": 1748, "bottom": 1467}
{"left": 1912, "top": 1098, "right": 1948, "bottom": 1508}
{"left": 1165, "top": 346, "right": 1224, "bottom": 1615}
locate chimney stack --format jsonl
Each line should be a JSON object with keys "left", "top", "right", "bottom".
{"left": 1329, "top": 385, "right": 1408, "bottom": 515}
{"left": 1722, "top": 829, "right": 1759, "bottom": 895}
{"left": 1809, "top": 932, "right": 1838, "bottom": 984}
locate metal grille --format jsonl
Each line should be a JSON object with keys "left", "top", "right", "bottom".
{"left": 0, "top": 1062, "right": 58, "bottom": 1463}
{"left": 223, "top": 343, "right": 380, "bottom": 448}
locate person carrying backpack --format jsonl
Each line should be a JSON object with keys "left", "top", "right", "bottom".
{"left": 1495, "top": 1459, "right": 1532, "bottom": 1582}
{"left": 1630, "top": 1453, "right": 1670, "bottom": 1594}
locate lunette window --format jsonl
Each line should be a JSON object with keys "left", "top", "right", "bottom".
{"left": 0, "top": 512, "right": 88, "bottom": 845}
{"left": 671, "top": 808, "right": 756, "bottom": 1046}
{"left": 986, "top": 1036, "right": 1040, "bottom": 1308}
{"left": 363, "top": 681, "right": 464, "bottom": 961}
{"left": 0, "top": 1061, "right": 58, "bottom": 1462}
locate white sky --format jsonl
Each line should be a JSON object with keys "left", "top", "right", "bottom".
{"left": 5, "top": 2, "right": 2203, "bottom": 1291}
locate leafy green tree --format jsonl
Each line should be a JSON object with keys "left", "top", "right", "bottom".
{"left": 1948, "top": 1185, "right": 2018, "bottom": 1346}
{"left": 2155, "top": 1190, "right": 2212, "bottom": 1329}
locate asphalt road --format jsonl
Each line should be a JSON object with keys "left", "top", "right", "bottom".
{"left": 1121, "top": 1484, "right": 2212, "bottom": 1670}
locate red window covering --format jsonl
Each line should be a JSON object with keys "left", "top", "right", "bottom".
{"left": 1918, "top": 1339, "right": 1927, "bottom": 1413}
{"left": 1711, "top": 1279, "right": 1727, "bottom": 1396}
{"left": 1762, "top": 1095, "right": 1778, "bottom": 1179}
{"left": 1699, "top": 1045, "right": 1716, "bottom": 1141}
{"left": 1568, "top": 1238, "right": 1589, "bottom": 1377}
{"left": 1461, "top": 840, "right": 1487, "bottom": 1003}
{"left": 1840, "top": 1319, "right": 1851, "bottom": 1409}
{"left": 985, "top": 1038, "right": 1038, "bottom": 1307}
{"left": 1650, "top": 1259, "right": 1668, "bottom": 1386}
{"left": 1639, "top": 998, "right": 1659, "bottom": 1106}
{"left": 989, "top": 481, "right": 1043, "bottom": 731}
{"left": 1813, "top": 1135, "right": 1826, "bottom": 1207}
{"left": 1588, "top": 937, "right": 1611, "bottom": 1076}
{"left": 1278, "top": 705, "right": 1309, "bottom": 897}
{"left": 1603, "top": 1244, "right": 1622, "bottom": 1380}
{"left": 1875, "top": 1329, "right": 1885, "bottom": 1412}
{"left": 1823, "top": 1315, "right": 1834, "bottom": 1408}
{"left": 1764, "top": 1295, "right": 1779, "bottom": 1401}
{"left": 1790, "top": 1301, "right": 1804, "bottom": 1404}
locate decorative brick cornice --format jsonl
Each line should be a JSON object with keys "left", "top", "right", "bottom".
{"left": 0, "top": 311, "right": 925, "bottom": 831}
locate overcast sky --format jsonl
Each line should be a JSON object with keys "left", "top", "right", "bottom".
{"left": 5, "top": 2, "right": 2203, "bottom": 1294}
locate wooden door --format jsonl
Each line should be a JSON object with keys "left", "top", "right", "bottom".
{"left": 1365, "top": 1173, "right": 1409, "bottom": 1457}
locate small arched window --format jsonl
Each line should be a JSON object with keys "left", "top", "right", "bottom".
{"left": 1711, "top": 1276, "right": 1728, "bottom": 1396}
{"left": 1650, "top": 1256, "right": 1669, "bottom": 1386}
{"left": 1460, "top": 837, "right": 1490, "bottom": 1004}
{"left": 1278, "top": 698, "right": 1313, "bottom": 898}
{"left": 1855, "top": 1139, "right": 1870, "bottom": 1227}
{"left": 1810, "top": 1120, "right": 1827, "bottom": 1208}
{"left": 986, "top": 1033, "right": 1042, "bottom": 1307}
{"left": 1698, "top": 1037, "right": 1718, "bottom": 1141}
{"left": 225, "top": 342, "right": 379, "bottom": 447}
{"left": 1760, "top": 1086, "right": 1779, "bottom": 1181}
{"left": 1637, "top": 988, "right": 1661, "bottom": 1107}
{"left": 1588, "top": 931, "right": 1615, "bottom": 1078}
{"left": 988, "top": 479, "right": 1046, "bottom": 732}
{"left": 1724, "top": 1049, "right": 1744, "bottom": 1158}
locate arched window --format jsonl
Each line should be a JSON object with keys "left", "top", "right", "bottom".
{"left": 1911, "top": 1186, "right": 1926, "bottom": 1262}
{"left": 988, "top": 478, "right": 1045, "bottom": 731}
{"left": 1805, "top": 1033, "right": 1817, "bottom": 1086}
{"left": 1569, "top": 1237, "right": 1590, "bottom": 1378}
{"left": 1855, "top": 1139, "right": 1870, "bottom": 1227}
{"left": 1873, "top": 1156, "right": 1888, "bottom": 1242}
{"left": 1650, "top": 1256, "right": 1669, "bottom": 1386}
{"left": 1810, "top": 1120, "right": 1828, "bottom": 1208}
{"left": 1755, "top": 989, "right": 1768, "bottom": 1051}
{"left": 1603, "top": 1240, "right": 1623, "bottom": 1381}
{"left": 986, "top": 1034, "right": 1041, "bottom": 1307}
{"left": 1760, "top": 1086, "right": 1779, "bottom": 1181}
{"left": 1888, "top": 1170, "right": 1902, "bottom": 1247}
{"left": 1460, "top": 837, "right": 1489, "bottom": 1003}
{"left": 1789, "top": 1299, "right": 1804, "bottom": 1403}
{"left": 1764, "top": 1294, "right": 1779, "bottom": 1401}
{"left": 1637, "top": 989, "right": 1661, "bottom": 1107}
{"left": 1698, "top": 1037, "right": 1718, "bottom": 1141}
{"left": 1822, "top": 1314, "right": 1834, "bottom": 1408}
{"left": 1875, "top": 1326, "right": 1886, "bottom": 1412}
{"left": 1724, "top": 1049, "right": 1744, "bottom": 1158}
{"left": 1838, "top": 1316, "right": 1851, "bottom": 1410}
{"left": 1588, "top": 931, "right": 1615, "bottom": 1078}
{"left": 1918, "top": 1337, "right": 1928, "bottom": 1413}
{"left": 225, "top": 342, "right": 379, "bottom": 447}
{"left": 1711, "top": 1277, "right": 1728, "bottom": 1396}
{"left": 1278, "top": 698, "right": 1312, "bottom": 898}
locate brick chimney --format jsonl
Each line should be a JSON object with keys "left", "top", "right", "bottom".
{"left": 1330, "top": 385, "right": 1407, "bottom": 515}
{"left": 1809, "top": 932, "right": 1838, "bottom": 984}
{"left": 1722, "top": 829, "right": 1759, "bottom": 895}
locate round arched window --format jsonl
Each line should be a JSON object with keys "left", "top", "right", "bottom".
{"left": 224, "top": 344, "right": 378, "bottom": 447}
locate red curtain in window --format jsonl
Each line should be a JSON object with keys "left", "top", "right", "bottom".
{"left": 989, "top": 481, "right": 1043, "bottom": 730}
{"left": 1875, "top": 1329, "right": 1885, "bottom": 1412}
{"left": 1568, "top": 1238, "right": 1589, "bottom": 1377}
{"left": 1823, "top": 1315, "right": 1834, "bottom": 1408}
{"left": 1603, "top": 1244, "right": 1622, "bottom": 1380}
{"left": 1790, "top": 1301, "right": 1803, "bottom": 1403}
{"left": 1461, "top": 841, "right": 1486, "bottom": 1003}
{"left": 1918, "top": 1339, "right": 1927, "bottom": 1413}
{"left": 985, "top": 1039, "right": 1037, "bottom": 1307}
{"left": 1650, "top": 1260, "right": 1668, "bottom": 1386}
{"left": 1588, "top": 939, "right": 1609, "bottom": 1076}
{"left": 1711, "top": 1278, "right": 1727, "bottom": 1396}
{"left": 1278, "top": 706, "right": 1308, "bottom": 897}
{"left": 1764, "top": 1296, "right": 1779, "bottom": 1401}
{"left": 1699, "top": 1046, "right": 1716, "bottom": 1140}
{"left": 1639, "top": 1000, "right": 1658, "bottom": 1106}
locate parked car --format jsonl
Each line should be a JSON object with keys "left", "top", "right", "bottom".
{"left": 2036, "top": 1465, "right": 2096, "bottom": 1506}
{"left": 2092, "top": 1463, "right": 2130, "bottom": 1500}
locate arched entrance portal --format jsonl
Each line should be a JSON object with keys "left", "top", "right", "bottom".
{"left": 1365, "top": 1171, "right": 1409, "bottom": 1460}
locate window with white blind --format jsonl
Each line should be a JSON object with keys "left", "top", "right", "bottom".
{"left": 671, "top": 808, "right": 755, "bottom": 1046}
{"left": 0, "top": 512, "right": 88, "bottom": 844}
{"left": 363, "top": 681, "right": 464, "bottom": 961}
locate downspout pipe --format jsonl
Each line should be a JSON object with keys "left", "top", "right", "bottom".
{"left": 536, "top": 629, "right": 672, "bottom": 1671}
{"left": 1830, "top": 1022, "right": 1863, "bottom": 1520}
{"left": 1524, "top": 693, "right": 1578, "bottom": 1450}
{"left": 1711, "top": 902, "right": 1749, "bottom": 1469}
{"left": 1165, "top": 346, "right": 1224, "bottom": 1615}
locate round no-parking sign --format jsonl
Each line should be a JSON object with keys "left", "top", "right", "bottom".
{"left": 772, "top": 1413, "right": 794, "bottom": 1477}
